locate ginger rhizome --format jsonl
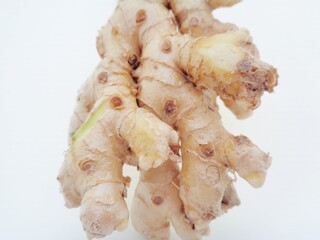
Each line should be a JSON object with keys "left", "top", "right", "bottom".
{"left": 58, "top": 0, "right": 278, "bottom": 239}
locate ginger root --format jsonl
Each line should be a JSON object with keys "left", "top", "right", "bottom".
{"left": 58, "top": 0, "right": 278, "bottom": 239}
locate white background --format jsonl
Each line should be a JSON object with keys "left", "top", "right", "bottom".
{"left": 0, "top": 0, "right": 319, "bottom": 239}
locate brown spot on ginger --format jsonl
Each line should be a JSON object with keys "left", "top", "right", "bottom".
{"left": 200, "top": 144, "right": 214, "bottom": 158}
{"left": 85, "top": 102, "right": 92, "bottom": 112}
{"left": 110, "top": 97, "right": 123, "bottom": 109}
{"left": 112, "top": 26, "right": 119, "bottom": 36}
{"left": 136, "top": 9, "right": 147, "bottom": 24}
{"left": 97, "top": 72, "right": 108, "bottom": 84}
{"left": 79, "top": 160, "right": 96, "bottom": 173}
{"left": 128, "top": 54, "right": 140, "bottom": 70}
{"left": 161, "top": 39, "right": 172, "bottom": 53}
{"left": 164, "top": 99, "right": 177, "bottom": 116}
{"left": 152, "top": 196, "right": 163, "bottom": 205}
{"left": 234, "top": 135, "right": 251, "bottom": 145}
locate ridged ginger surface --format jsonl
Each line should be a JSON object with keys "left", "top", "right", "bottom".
{"left": 58, "top": 0, "right": 278, "bottom": 239}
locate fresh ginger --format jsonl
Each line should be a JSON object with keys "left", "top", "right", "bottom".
{"left": 169, "top": 0, "right": 239, "bottom": 36}
{"left": 58, "top": 0, "right": 278, "bottom": 239}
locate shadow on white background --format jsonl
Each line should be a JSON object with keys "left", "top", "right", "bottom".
{"left": 0, "top": 0, "right": 319, "bottom": 239}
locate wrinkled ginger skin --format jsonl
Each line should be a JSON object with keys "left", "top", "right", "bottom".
{"left": 58, "top": 0, "right": 277, "bottom": 239}
{"left": 168, "top": 0, "right": 238, "bottom": 37}
{"left": 58, "top": 112, "right": 131, "bottom": 237}
{"left": 58, "top": 1, "right": 180, "bottom": 237}
{"left": 178, "top": 29, "right": 278, "bottom": 119}
{"left": 132, "top": 160, "right": 208, "bottom": 240}
{"left": 166, "top": 0, "right": 274, "bottom": 187}
{"left": 118, "top": 0, "right": 274, "bottom": 230}
{"left": 167, "top": 0, "right": 278, "bottom": 118}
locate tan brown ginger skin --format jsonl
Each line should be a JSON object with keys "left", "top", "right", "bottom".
{"left": 58, "top": 0, "right": 278, "bottom": 239}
